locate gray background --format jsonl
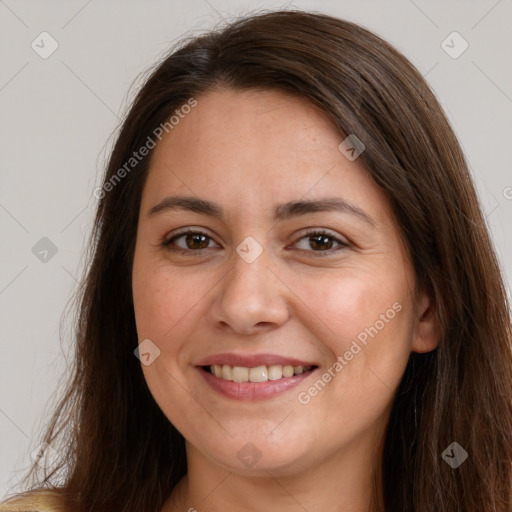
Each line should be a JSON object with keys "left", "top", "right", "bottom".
{"left": 1, "top": 0, "right": 511, "bottom": 498}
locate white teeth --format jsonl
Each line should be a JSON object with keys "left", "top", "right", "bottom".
{"left": 268, "top": 365, "right": 283, "bottom": 380}
{"left": 231, "top": 366, "right": 249, "bottom": 382}
{"left": 249, "top": 366, "right": 268, "bottom": 382}
{"left": 208, "top": 364, "right": 312, "bottom": 382}
{"left": 221, "top": 365, "right": 232, "bottom": 380}
{"left": 282, "top": 365, "right": 294, "bottom": 378}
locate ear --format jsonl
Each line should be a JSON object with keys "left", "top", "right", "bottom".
{"left": 411, "top": 290, "right": 440, "bottom": 353}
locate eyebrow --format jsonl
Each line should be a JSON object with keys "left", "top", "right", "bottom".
{"left": 147, "top": 195, "right": 375, "bottom": 226}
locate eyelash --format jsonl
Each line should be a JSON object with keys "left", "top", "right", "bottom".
{"left": 162, "top": 228, "right": 349, "bottom": 257}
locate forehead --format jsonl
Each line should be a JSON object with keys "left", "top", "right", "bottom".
{"left": 142, "top": 88, "right": 389, "bottom": 222}
{"left": 152, "top": 88, "right": 340, "bottom": 165}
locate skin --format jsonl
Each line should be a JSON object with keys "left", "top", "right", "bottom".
{"left": 131, "top": 88, "right": 439, "bottom": 512}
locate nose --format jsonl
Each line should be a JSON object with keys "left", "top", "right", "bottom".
{"left": 208, "top": 247, "right": 290, "bottom": 335}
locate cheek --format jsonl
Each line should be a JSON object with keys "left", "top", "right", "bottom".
{"left": 290, "top": 281, "right": 412, "bottom": 447}
{"left": 132, "top": 260, "right": 217, "bottom": 437}
{"left": 292, "top": 269, "right": 414, "bottom": 400}
{"left": 132, "top": 259, "right": 210, "bottom": 342}
{"left": 293, "top": 268, "right": 411, "bottom": 348}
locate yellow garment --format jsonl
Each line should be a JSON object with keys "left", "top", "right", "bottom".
{"left": 0, "top": 490, "right": 65, "bottom": 512}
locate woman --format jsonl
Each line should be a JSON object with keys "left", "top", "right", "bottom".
{"left": 2, "top": 9, "right": 511, "bottom": 512}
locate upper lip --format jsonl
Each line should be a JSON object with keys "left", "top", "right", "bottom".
{"left": 196, "top": 353, "right": 316, "bottom": 368}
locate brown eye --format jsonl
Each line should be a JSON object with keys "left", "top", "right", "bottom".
{"left": 183, "top": 233, "right": 210, "bottom": 250}
{"left": 163, "top": 230, "right": 218, "bottom": 252}
{"left": 308, "top": 234, "right": 335, "bottom": 251}
{"left": 293, "top": 230, "right": 349, "bottom": 256}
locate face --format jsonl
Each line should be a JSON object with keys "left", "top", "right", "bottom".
{"left": 131, "top": 88, "right": 436, "bottom": 476}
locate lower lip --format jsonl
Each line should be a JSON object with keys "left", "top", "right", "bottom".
{"left": 197, "top": 367, "right": 315, "bottom": 400}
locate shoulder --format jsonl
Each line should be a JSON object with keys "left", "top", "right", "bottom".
{"left": 0, "top": 490, "right": 65, "bottom": 512}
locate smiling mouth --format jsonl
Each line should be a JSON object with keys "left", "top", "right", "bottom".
{"left": 202, "top": 364, "right": 316, "bottom": 383}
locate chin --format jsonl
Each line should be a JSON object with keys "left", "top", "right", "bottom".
{"left": 189, "top": 428, "right": 320, "bottom": 475}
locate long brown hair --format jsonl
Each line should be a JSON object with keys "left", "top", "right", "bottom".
{"left": 4, "top": 9, "right": 512, "bottom": 512}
